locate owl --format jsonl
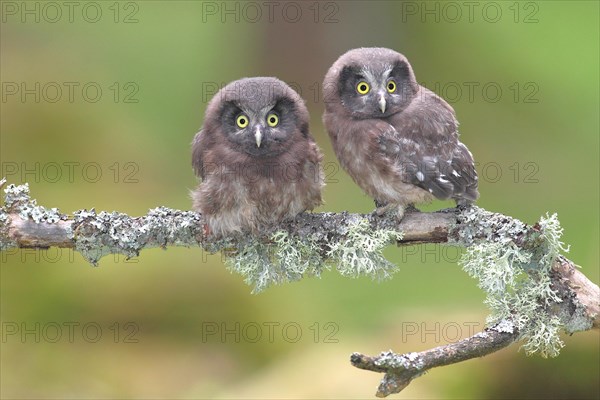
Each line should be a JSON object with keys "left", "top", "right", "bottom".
{"left": 192, "top": 77, "right": 324, "bottom": 237}
{"left": 322, "top": 47, "right": 479, "bottom": 219}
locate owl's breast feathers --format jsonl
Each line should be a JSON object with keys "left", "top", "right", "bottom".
{"left": 192, "top": 130, "right": 323, "bottom": 236}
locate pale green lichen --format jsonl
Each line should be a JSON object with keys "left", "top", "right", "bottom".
{"left": 271, "top": 230, "right": 324, "bottom": 278}
{"left": 3, "top": 183, "right": 65, "bottom": 224}
{"left": 0, "top": 211, "right": 14, "bottom": 250}
{"left": 225, "top": 230, "right": 324, "bottom": 293}
{"left": 3, "top": 182, "right": 31, "bottom": 209}
{"left": 226, "top": 218, "right": 402, "bottom": 293}
{"left": 328, "top": 218, "right": 402, "bottom": 281}
{"left": 73, "top": 207, "right": 204, "bottom": 265}
{"left": 460, "top": 213, "right": 569, "bottom": 358}
{"left": 462, "top": 241, "right": 530, "bottom": 294}
{"left": 538, "top": 212, "right": 570, "bottom": 267}
{"left": 1, "top": 182, "right": 68, "bottom": 250}
{"left": 375, "top": 350, "right": 424, "bottom": 370}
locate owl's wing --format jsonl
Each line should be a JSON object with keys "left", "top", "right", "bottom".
{"left": 191, "top": 130, "right": 206, "bottom": 179}
{"left": 449, "top": 142, "right": 480, "bottom": 203}
{"left": 376, "top": 95, "right": 479, "bottom": 202}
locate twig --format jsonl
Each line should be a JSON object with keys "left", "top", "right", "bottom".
{"left": 351, "top": 321, "right": 519, "bottom": 397}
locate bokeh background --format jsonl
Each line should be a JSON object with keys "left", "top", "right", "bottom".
{"left": 1, "top": 1, "right": 598, "bottom": 398}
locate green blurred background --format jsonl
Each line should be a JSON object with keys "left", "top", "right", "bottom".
{"left": 1, "top": 1, "right": 598, "bottom": 398}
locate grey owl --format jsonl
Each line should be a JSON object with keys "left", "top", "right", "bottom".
{"left": 322, "top": 47, "right": 479, "bottom": 219}
{"left": 192, "top": 77, "right": 324, "bottom": 237}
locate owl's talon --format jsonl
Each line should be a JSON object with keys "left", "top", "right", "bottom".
{"left": 395, "top": 205, "right": 406, "bottom": 221}
{"left": 456, "top": 199, "right": 473, "bottom": 208}
{"left": 375, "top": 203, "right": 394, "bottom": 216}
{"left": 374, "top": 199, "right": 388, "bottom": 209}
{"left": 404, "top": 204, "right": 419, "bottom": 214}
{"left": 374, "top": 204, "right": 407, "bottom": 221}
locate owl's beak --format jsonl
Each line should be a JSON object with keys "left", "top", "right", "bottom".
{"left": 378, "top": 93, "right": 386, "bottom": 113}
{"left": 255, "top": 126, "right": 262, "bottom": 148}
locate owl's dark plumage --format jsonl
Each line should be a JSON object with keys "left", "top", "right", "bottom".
{"left": 192, "top": 77, "right": 324, "bottom": 236}
{"left": 323, "top": 48, "right": 479, "bottom": 218}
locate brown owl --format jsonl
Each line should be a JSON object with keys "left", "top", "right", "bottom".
{"left": 322, "top": 47, "right": 479, "bottom": 219}
{"left": 192, "top": 77, "right": 324, "bottom": 237}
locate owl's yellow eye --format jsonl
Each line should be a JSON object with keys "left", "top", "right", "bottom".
{"left": 387, "top": 80, "right": 397, "bottom": 93}
{"left": 356, "top": 81, "right": 370, "bottom": 95}
{"left": 266, "top": 113, "right": 279, "bottom": 127}
{"left": 236, "top": 114, "right": 249, "bottom": 128}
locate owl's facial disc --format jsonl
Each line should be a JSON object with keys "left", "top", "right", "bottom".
{"left": 339, "top": 62, "right": 416, "bottom": 119}
{"left": 220, "top": 99, "right": 296, "bottom": 157}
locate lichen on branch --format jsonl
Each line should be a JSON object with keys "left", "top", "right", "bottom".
{"left": 458, "top": 210, "right": 572, "bottom": 357}
{"left": 223, "top": 217, "right": 402, "bottom": 293}
{"left": 223, "top": 231, "right": 325, "bottom": 293}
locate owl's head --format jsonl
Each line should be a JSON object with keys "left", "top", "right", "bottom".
{"left": 204, "top": 77, "right": 309, "bottom": 158}
{"left": 323, "top": 47, "right": 419, "bottom": 119}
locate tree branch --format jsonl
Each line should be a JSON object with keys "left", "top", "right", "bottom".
{"left": 351, "top": 252, "right": 599, "bottom": 397}
{"left": 1, "top": 179, "right": 598, "bottom": 396}
{"left": 351, "top": 321, "right": 519, "bottom": 397}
